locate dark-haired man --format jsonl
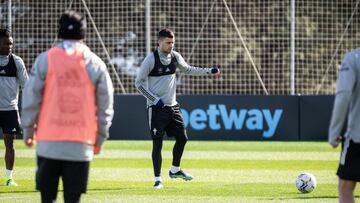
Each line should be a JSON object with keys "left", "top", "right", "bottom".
{"left": 0, "top": 28, "right": 28, "bottom": 186}
{"left": 135, "top": 28, "right": 220, "bottom": 189}
{"left": 21, "top": 10, "right": 114, "bottom": 202}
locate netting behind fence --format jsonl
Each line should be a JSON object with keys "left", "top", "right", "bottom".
{"left": 296, "top": 1, "right": 360, "bottom": 94}
{"left": 1, "top": 0, "right": 360, "bottom": 95}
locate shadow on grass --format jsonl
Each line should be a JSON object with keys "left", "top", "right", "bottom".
{"left": 85, "top": 185, "right": 183, "bottom": 193}
{"left": 88, "top": 187, "right": 148, "bottom": 192}
{"left": 0, "top": 190, "right": 37, "bottom": 194}
{"left": 0, "top": 187, "right": 147, "bottom": 194}
{"left": 263, "top": 195, "right": 360, "bottom": 201}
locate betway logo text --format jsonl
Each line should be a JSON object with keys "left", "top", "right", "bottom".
{"left": 181, "top": 104, "right": 283, "bottom": 138}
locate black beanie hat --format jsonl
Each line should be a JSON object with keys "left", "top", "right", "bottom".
{"left": 58, "top": 10, "right": 86, "bottom": 40}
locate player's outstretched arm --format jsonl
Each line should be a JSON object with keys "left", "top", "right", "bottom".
{"left": 175, "top": 51, "right": 220, "bottom": 76}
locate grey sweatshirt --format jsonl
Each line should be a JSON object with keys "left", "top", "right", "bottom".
{"left": 0, "top": 54, "right": 28, "bottom": 110}
{"left": 21, "top": 40, "right": 114, "bottom": 161}
{"left": 135, "top": 48, "right": 214, "bottom": 107}
{"left": 329, "top": 48, "right": 360, "bottom": 145}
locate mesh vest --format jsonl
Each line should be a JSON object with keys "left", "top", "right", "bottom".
{"left": 148, "top": 49, "right": 177, "bottom": 76}
{"left": 0, "top": 54, "right": 16, "bottom": 77}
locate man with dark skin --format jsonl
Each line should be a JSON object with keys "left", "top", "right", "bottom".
{"left": 0, "top": 28, "right": 28, "bottom": 186}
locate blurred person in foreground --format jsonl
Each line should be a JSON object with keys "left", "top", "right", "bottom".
{"left": 0, "top": 28, "right": 28, "bottom": 186}
{"left": 329, "top": 48, "right": 360, "bottom": 203}
{"left": 135, "top": 28, "right": 220, "bottom": 189}
{"left": 21, "top": 10, "right": 114, "bottom": 203}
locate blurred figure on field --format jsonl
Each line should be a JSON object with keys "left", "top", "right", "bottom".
{"left": 135, "top": 28, "right": 220, "bottom": 189}
{"left": 329, "top": 48, "right": 360, "bottom": 203}
{"left": 0, "top": 28, "right": 28, "bottom": 186}
{"left": 21, "top": 10, "right": 114, "bottom": 203}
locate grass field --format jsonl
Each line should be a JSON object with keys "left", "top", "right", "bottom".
{"left": 0, "top": 140, "right": 359, "bottom": 202}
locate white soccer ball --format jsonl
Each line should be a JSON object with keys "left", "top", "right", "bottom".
{"left": 295, "top": 172, "right": 317, "bottom": 193}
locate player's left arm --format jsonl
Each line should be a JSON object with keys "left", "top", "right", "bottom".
{"left": 328, "top": 52, "right": 356, "bottom": 148}
{"left": 174, "top": 51, "right": 220, "bottom": 76}
{"left": 14, "top": 55, "right": 29, "bottom": 88}
{"left": 94, "top": 59, "right": 114, "bottom": 153}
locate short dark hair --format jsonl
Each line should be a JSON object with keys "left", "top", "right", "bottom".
{"left": 58, "top": 10, "right": 86, "bottom": 40}
{"left": 158, "top": 28, "right": 174, "bottom": 39}
{"left": 0, "top": 28, "right": 11, "bottom": 38}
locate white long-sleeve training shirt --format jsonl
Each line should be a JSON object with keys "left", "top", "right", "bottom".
{"left": 21, "top": 40, "right": 114, "bottom": 161}
{"left": 0, "top": 54, "right": 28, "bottom": 110}
{"left": 329, "top": 48, "right": 360, "bottom": 145}
{"left": 135, "top": 48, "right": 214, "bottom": 107}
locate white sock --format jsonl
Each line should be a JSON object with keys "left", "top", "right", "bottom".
{"left": 170, "top": 166, "right": 180, "bottom": 173}
{"left": 5, "top": 169, "right": 13, "bottom": 177}
{"left": 154, "top": 176, "right": 162, "bottom": 182}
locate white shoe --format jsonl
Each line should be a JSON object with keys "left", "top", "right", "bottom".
{"left": 5, "top": 177, "right": 18, "bottom": 186}
{"left": 153, "top": 181, "right": 163, "bottom": 189}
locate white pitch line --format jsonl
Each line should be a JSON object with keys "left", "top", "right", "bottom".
{"left": 12, "top": 149, "right": 339, "bottom": 161}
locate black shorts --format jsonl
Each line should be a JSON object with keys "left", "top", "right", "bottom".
{"left": 147, "top": 104, "right": 187, "bottom": 140}
{"left": 0, "top": 110, "right": 20, "bottom": 134}
{"left": 337, "top": 137, "right": 360, "bottom": 182}
{"left": 36, "top": 156, "right": 90, "bottom": 194}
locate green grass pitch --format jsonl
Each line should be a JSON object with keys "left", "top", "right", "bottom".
{"left": 0, "top": 140, "right": 359, "bottom": 202}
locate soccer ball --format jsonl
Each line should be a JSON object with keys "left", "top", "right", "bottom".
{"left": 295, "top": 172, "right": 317, "bottom": 193}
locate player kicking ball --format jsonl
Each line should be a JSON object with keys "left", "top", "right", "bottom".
{"left": 135, "top": 28, "right": 220, "bottom": 189}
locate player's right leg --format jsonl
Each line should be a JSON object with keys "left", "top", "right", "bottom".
{"left": 3, "top": 133, "right": 15, "bottom": 170}
{"left": 3, "top": 133, "right": 17, "bottom": 186}
{"left": 1, "top": 110, "right": 20, "bottom": 186}
{"left": 2, "top": 110, "right": 20, "bottom": 186}
{"left": 148, "top": 106, "right": 170, "bottom": 188}
{"left": 152, "top": 138, "right": 163, "bottom": 189}
{"left": 336, "top": 137, "right": 360, "bottom": 203}
{"left": 36, "top": 156, "right": 61, "bottom": 202}
{"left": 338, "top": 178, "right": 356, "bottom": 203}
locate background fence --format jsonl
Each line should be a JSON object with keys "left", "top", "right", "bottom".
{"left": 1, "top": 0, "right": 359, "bottom": 95}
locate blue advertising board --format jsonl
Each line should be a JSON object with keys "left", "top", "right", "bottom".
{"left": 110, "top": 95, "right": 300, "bottom": 140}
{"left": 4, "top": 95, "right": 334, "bottom": 141}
